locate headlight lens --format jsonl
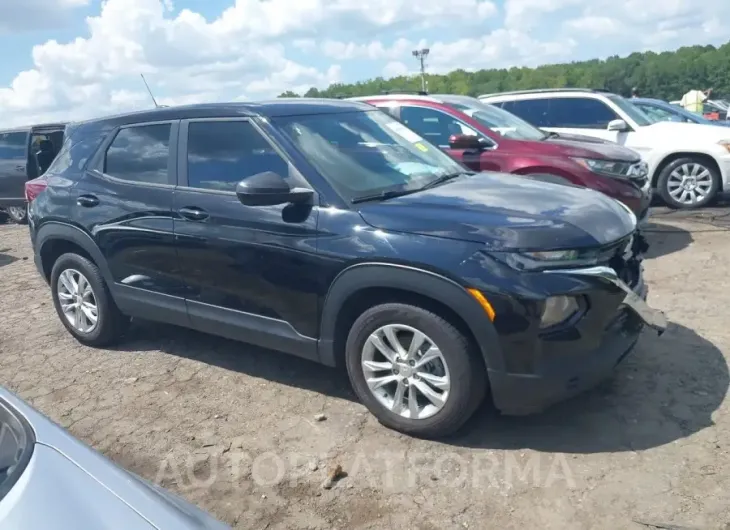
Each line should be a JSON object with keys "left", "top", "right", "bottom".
{"left": 540, "top": 296, "right": 581, "bottom": 329}
{"left": 572, "top": 157, "right": 631, "bottom": 177}
{"left": 499, "top": 248, "right": 599, "bottom": 271}
{"left": 718, "top": 140, "right": 730, "bottom": 153}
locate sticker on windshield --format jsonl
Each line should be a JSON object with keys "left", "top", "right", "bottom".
{"left": 414, "top": 142, "right": 429, "bottom": 152}
{"left": 386, "top": 122, "right": 424, "bottom": 143}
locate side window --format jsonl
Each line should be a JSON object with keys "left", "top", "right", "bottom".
{"left": 104, "top": 123, "right": 171, "bottom": 184}
{"left": 501, "top": 100, "right": 550, "bottom": 127}
{"left": 186, "top": 120, "right": 289, "bottom": 192}
{"left": 547, "top": 97, "right": 619, "bottom": 129}
{"left": 373, "top": 104, "right": 400, "bottom": 119}
{"left": 400, "top": 106, "right": 479, "bottom": 147}
{"left": 0, "top": 132, "right": 28, "bottom": 160}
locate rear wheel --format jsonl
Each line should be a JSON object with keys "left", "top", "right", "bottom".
{"left": 345, "top": 303, "right": 486, "bottom": 438}
{"left": 657, "top": 157, "right": 720, "bottom": 209}
{"left": 50, "top": 253, "right": 129, "bottom": 346}
{"left": 6, "top": 205, "right": 27, "bottom": 224}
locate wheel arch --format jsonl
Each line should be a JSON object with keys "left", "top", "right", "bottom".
{"left": 651, "top": 151, "right": 723, "bottom": 190}
{"left": 36, "top": 222, "right": 113, "bottom": 285}
{"left": 318, "top": 262, "right": 504, "bottom": 372}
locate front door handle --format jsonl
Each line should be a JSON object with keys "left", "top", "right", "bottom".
{"left": 76, "top": 194, "right": 99, "bottom": 207}
{"left": 179, "top": 207, "right": 209, "bottom": 221}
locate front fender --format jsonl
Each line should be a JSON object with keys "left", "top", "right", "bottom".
{"left": 318, "top": 262, "right": 505, "bottom": 371}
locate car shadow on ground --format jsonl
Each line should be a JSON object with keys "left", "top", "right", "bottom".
{"left": 450, "top": 321, "right": 728, "bottom": 453}
{"left": 642, "top": 222, "right": 693, "bottom": 259}
{"left": 0, "top": 249, "right": 19, "bottom": 269}
{"left": 116, "top": 318, "right": 727, "bottom": 454}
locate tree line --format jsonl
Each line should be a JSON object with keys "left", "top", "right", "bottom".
{"left": 279, "top": 42, "right": 730, "bottom": 101}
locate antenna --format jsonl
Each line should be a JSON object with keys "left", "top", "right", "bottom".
{"left": 140, "top": 74, "right": 159, "bottom": 108}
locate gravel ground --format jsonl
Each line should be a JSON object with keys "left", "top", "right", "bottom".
{"left": 1, "top": 208, "right": 729, "bottom": 530}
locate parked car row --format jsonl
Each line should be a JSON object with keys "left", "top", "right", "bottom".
{"left": 479, "top": 88, "right": 730, "bottom": 209}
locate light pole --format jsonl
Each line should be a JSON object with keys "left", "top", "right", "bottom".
{"left": 412, "top": 48, "right": 430, "bottom": 93}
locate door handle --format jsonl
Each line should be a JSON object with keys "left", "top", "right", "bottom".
{"left": 15, "top": 165, "right": 26, "bottom": 171}
{"left": 178, "top": 207, "right": 209, "bottom": 221}
{"left": 76, "top": 194, "right": 99, "bottom": 207}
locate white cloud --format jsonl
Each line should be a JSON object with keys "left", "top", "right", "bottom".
{"left": 0, "top": 0, "right": 728, "bottom": 126}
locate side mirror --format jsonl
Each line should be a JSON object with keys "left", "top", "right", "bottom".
{"left": 235, "top": 171, "right": 313, "bottom": 207}
{"left": 448, "top": 134, "right": 488, "bottom": 150}
{"left": 607, "top": 119, "right": 630, "bottom": 132}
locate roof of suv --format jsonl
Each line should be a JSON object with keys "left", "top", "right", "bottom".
{"left": 74, "top": 99, "right": 374, "bottom": 129}
{"left": 479, "top": 88, "right": 618, "bottom": 100}
{"left": 350, "top": 93, "right": 483, "bottom": 106}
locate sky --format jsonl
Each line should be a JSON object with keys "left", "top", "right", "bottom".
{"left": 0, "top": 0, "right": 727, "bottom": 127}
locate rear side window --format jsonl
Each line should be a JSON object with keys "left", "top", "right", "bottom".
{"left": 0, "top": 132, "right": 27, "bottom": 160}
{"left": 500, "top": 99, "right": 550, "bottom": 127}
{"left": 104, "top": 123, "right": 172, "bottom": 185}
{"left": 185, "top": 120, "right": 288, "bottom": 192}
{"left": 547, "top": 97, "right": 619, "bottom": 128}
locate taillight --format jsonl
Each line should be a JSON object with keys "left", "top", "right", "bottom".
{"left": 25, "top": 178, "right": 48, "bottom": 203}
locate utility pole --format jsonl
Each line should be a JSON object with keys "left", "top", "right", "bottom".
{"left": 411, "top": 48, "right": 430, "bottom": 93}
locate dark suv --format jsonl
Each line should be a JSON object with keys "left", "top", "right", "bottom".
{"left": 27, "top": 100, "right": 665, "bottom": 438}
{"left": 0, "top": 123, "right": 66, "bottom": 223}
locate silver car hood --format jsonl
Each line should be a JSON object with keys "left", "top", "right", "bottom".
{"left": 0, "top": 387, "right": 229, "bottom": 530}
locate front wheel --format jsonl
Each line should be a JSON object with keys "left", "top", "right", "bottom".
{"left": 657, "top": 157, "right": 720, "bottom": 209}
{"left": 6, "top": 205, "right": 27, "bottom": 224}
{"left": 345, "top": 303, "right": 486, "bottom": 438}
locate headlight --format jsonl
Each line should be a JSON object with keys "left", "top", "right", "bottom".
{"left": 718, "top": 140, "right": 730, "bottom": 153}
{"left": 572, "top": 157, "right": 631, "bottom": 177}
{"left": 540, "top": 295, "right": 581, "bottom": 329}
{"left": 499, "top": 248, "right": 600, "bottom": 271}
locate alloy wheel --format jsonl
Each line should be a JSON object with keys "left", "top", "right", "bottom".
{"left": 667, "top": 163, "right": 713, "bottom": 206}
{"left": 361, "top": 324, "right": 451, "bottom": 420}
{"left": 57, "top": 269, "right": 99, "bottom": 333}
{"left": 6, "top": 206, "right": 26, "bottom": 221}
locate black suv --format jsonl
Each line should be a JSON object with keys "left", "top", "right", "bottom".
{"left": 27, "top": 100, "right": 666, "bottom": 438}
{"left": 0, "top": 123, "right": 65, "bottom": 223}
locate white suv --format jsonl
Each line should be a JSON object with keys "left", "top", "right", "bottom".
{"left": 480, "top": 89, "right": 730, "bottom": 209}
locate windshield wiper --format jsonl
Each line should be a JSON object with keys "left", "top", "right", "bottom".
{"left": 542, "top": 131, "right": 560, "bottom": 140}
{"left": 351, "top": 189, "right": 421, "bottom": 204}
{"left": 419, "top": 171, "right": 472, "bottom": 190}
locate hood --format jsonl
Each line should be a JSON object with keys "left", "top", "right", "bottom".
{"left": 357, "top": 172, "right": 636, "bottom": 250}
{"left": 0, "top": 387, "right": 229, "bottom": 529}
{"left": 506, "top": 136, "right": 640, "bottom": 163}
{"left": 643, "top": 120, "right": 730, "bottom": 141}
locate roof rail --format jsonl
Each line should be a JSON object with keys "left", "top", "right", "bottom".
{"left": 480, "top": 87, "right": 614, "bottom": 98}
{"left": 381, "top": 90, "right": 429, "bottom": 96}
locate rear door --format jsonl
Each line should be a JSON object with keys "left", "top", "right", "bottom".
{"left": 75, "top": 120, "right": 187, "bottom": 323}
{"left": 396, "top": 105, "right": 501, "bottom": 172}
{"left": 0, "top": 130, "right": 30, "bottom": 207}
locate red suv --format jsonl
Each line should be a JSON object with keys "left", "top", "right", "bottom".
{"left": 353, "top": 94, "right": 652, "bottom": 222}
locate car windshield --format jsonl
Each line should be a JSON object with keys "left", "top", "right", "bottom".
{"left": 606, "top": 95, "right": 653, "bottom": 127}
{"left": 275, "top": 110, "right": 469, "bottom": 202}
{"left": 445, "top": 99, "right": 546, "bottom": 141}
{"left": 0, "top": 400, "right": 32, "bottom": 501}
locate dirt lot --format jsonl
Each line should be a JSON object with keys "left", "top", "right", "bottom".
{"left": 1, "top": 207, "right": 729, "bottom": 530}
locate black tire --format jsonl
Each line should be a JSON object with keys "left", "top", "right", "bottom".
{"left": 50, "top": 252, "right": 129, "bottom": 347}
{"left": 345, "top": 303, "right": 487, "bottom": 438}
{"left": 656, "top": 157, "right": 720, "bottom": 209}
{"left": 6, "top": 205, "right": 28, "bottom": 224}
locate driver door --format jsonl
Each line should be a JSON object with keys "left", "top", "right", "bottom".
{"left": 173, "top": 117, "right": 321, "bottom": 359}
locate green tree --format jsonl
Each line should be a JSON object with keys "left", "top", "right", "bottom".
{"left": 283, "top": 42, "right": 730, "bottom": 101}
